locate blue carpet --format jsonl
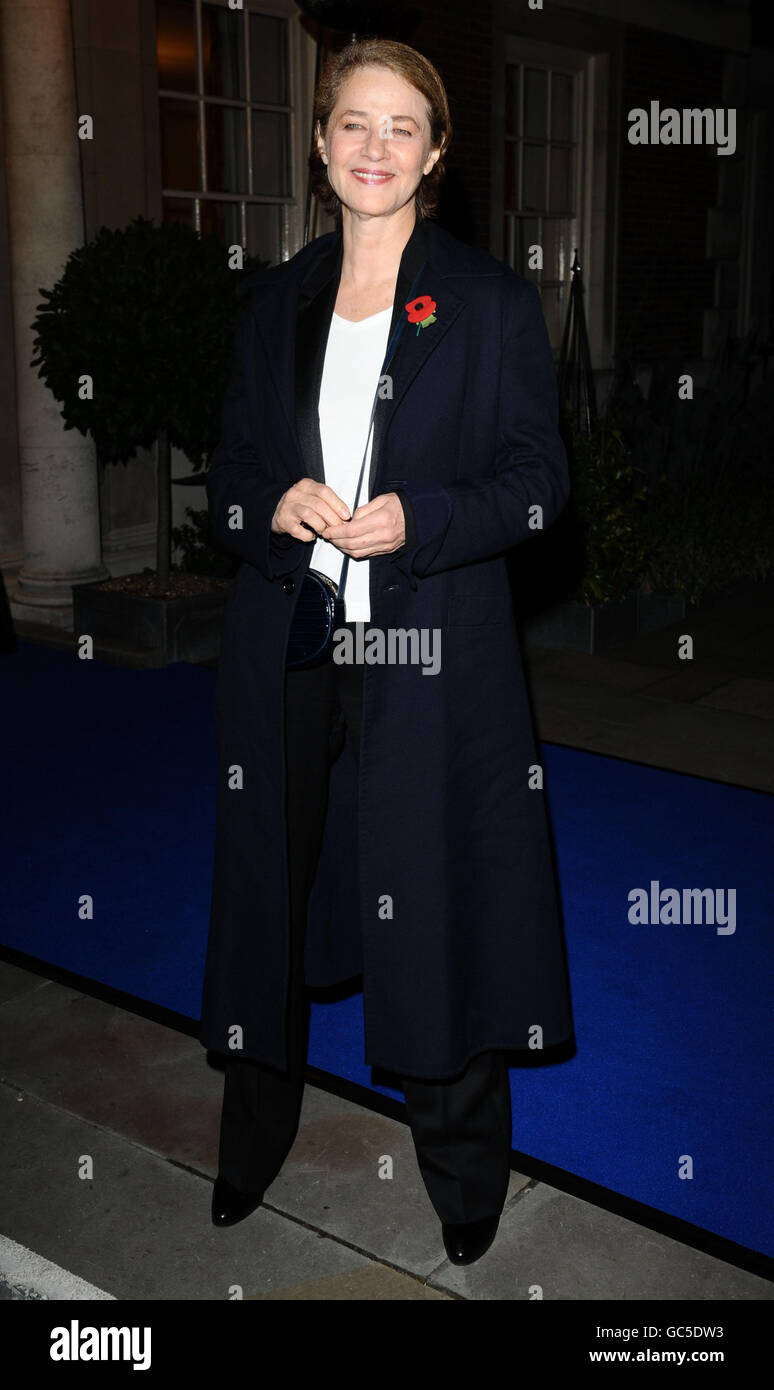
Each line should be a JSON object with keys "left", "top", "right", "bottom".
{"left": 2, "top": 641, "right": 772, "bottom": 1258}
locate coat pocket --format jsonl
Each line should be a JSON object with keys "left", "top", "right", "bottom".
{"left": 448, "top": 594, "right": 510, "bottom": 625}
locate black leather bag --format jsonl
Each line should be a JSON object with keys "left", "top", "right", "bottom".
{"left": 285, "top": 275, "right": 423, "bottom": 671}
{"left": 285, "top": 568, "right": 346, "bottom": 670}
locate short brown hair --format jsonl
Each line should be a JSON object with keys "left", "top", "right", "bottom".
{"left": 309, "top": 38, "right": 452, "bottom": 221}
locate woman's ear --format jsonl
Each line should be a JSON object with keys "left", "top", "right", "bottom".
{"left": 314, "top": 121, "right": 328, "bottom": 165}
{"left": 423, "top": 146, "right": 441, "bottom": 176}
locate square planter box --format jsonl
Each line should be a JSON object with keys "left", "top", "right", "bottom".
{"left": 72, "top": 579, "right": 228, "bottom": 664}
{"left": 520, "top": 588, "right": 691, "bottom": 654}
{"left": 636, "top": 590, "right": 688, "bottom": 634}
{"left": 520, "top": 593, "right": 639, "bottom": 654}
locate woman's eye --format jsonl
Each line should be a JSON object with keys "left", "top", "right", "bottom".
{"left": 342, "top": 122, "right": 412, "bottom": 137}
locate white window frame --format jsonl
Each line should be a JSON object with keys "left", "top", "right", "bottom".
{"left": 156, "top": 0, "right": 317, "bottom": 262}
{"left": 502, "top": 37, "right": 592, "bottom": 357}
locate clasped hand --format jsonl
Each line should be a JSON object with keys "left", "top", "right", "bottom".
{"left": 270, "top": 478, "right": 405, "bottom": 558}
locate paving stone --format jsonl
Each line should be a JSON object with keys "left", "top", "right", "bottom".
{"left": 0, "top": 973, "right": 513, "bottom": 1271}
{"left": 0, "top": 961, "right": 54, "bottom": 1007}
{"left": 425, "top": 1183, "right": 774, "bottom": 1302}
{"left": 718, "top": 635, "right": 774, "bottom": 680}
{"left": 532, "top": 685, "right": 774, "bottom": 791}
{"left": 637, "top": 667, "right": 736, "bottom": 703}
{"left": 247, "top": 1264, "right": 451, "bottom": 1299}
{"left": 0, "top": 983, "right": 219, "bottom": 1174}
{"left": 0, "top": 1085, "right": 396, "bottom": 1301}
{"left": 524, "top": 648, "right": 673, "bottom": 693}
{"left": 598, "top": 702, "right": 774, "bottom": 789}
{"left": 597, "top": 583, "right": 774, "bottom": 680}
{"left": 263, "top": 1084, "right": 532, "bottom": 1276}
{"left": 529, "top": 675, "right": 656, "bottom": 731}
{"left": 696, "top": 678, "right": 774, "bottom": 721}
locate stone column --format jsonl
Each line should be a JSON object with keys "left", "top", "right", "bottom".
{"left": 0, "top": 0, "right": 107, "bottom": 627}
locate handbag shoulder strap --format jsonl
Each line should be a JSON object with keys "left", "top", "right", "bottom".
{"left": 337, "top": 262, "right": 426, "bottom": 602}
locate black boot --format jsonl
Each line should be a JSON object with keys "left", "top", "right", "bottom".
{"left": 211, "top": 1174, "right": 265, "bottom": 1227}
{"left": 441, "top": 1213, "right": 501, "bottom": 1265}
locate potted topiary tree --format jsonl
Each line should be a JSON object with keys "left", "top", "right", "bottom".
{"left": 30, "top": 214, "right": 266, "bottom": 664}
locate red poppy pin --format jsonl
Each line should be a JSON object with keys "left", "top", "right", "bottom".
{"left": 405, "top": 294, "right": 437, "bottom": 335}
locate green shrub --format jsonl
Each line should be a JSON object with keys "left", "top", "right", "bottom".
{"left": 613, "top": 334, "right": 774, "bottom": 605}
{"left": 172, "top": 506, "right": 239, "bottom": 579}
{"left": 564, "top": 410, "right": 650, "bottom": 605}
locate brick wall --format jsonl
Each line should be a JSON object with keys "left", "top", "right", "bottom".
{"left": 617, "top": 25, "right": 723, "bottom": 362}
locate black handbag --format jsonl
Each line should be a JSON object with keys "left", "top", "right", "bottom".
{"left": 285, "top": 568, "right": 345, "bottom": 670}
{"left": 285, "top": 276, "right": 422, "bottom": 671}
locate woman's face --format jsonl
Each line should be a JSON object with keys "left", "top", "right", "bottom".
{"left": 315, "top": 65, "right": 441, "bottom": 221}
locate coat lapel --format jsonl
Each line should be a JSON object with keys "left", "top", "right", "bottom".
{"left": 293, "top": 235, "right": 343, "bottom": 486}
{"left": 370, "top": 238, "right": 464, "bottom": 497}
{"left": 367, "top": 219, "right": 464, "bottom": 498}
{"left": 250, "top": 215, "right": 466, "bottom": 494}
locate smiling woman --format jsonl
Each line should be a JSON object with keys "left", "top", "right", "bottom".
{"left": 309, "top": 38, "right": 452, "bottom": 222}
{"left": 201, "top": 36, "right": 574, "bottom": 1268}
{"left": 310, "top": 60, "right": 447, "bottom": 323}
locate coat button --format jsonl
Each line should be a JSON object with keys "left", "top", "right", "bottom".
{"left": 282, "top": 578, "right": 295, "bottom": 595}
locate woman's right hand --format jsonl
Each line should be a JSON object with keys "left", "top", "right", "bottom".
{"left": 271, "top": 479, "right": 351, "bottom": 541}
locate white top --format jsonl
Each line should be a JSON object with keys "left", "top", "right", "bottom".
{"left": 312, "top": 307, "right": 393, "bottom": 623}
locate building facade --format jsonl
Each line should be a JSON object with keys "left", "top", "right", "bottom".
{"left": 1, "top": 0, "right": 771, "bottom": 627}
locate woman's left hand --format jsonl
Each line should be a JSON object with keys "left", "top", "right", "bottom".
{"left": 321, "top": 492, "right": 405, "bottom": 558}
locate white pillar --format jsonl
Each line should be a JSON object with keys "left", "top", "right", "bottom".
{"left": 0, "top": 0, "right": 108, "bottom": 627}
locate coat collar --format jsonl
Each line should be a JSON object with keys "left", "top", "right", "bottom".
{"left": 246, "top": 215, "right": 500, "bottom": 496}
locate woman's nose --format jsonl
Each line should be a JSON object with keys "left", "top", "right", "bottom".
{"left": 361, "top": 130, "right": 389, "bottom": 159}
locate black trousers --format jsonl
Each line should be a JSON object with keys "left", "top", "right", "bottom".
{"left": 217, "top": 623, "right": 513, "bottom": 1224}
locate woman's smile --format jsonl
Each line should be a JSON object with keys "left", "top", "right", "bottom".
{"left": 350, "top": 169, "right": 396, "bottom": 184}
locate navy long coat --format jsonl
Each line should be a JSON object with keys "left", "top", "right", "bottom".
{"left": 199, "top": 213, "right": 575, "bottom": 1080}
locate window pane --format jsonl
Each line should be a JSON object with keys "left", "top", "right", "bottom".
{"left": 162, "top": 195, "right": 195, "bottom": 231}
{"left": 200, "top": 198, "right": 243, "bottom": 250}
{"left": 246, "top": 203, "right": 283, "bottom": 265}
{"left": 160, "top": 97, "right": 200, "bottom": 190}
{"left": 523, "top": 67, "right": 547, "bottom": 140}
{"left": 522, "top": 144, "right": 546, "bottom": 211}
{"left": 516, "top": 216, "right": 540, "bottom": 273}
{"left": 206, "top": 104, "right": 247, "bottom": 193}
{"left": 549, "top": 145, "right": 573, "bottom": 213}
{"left": 504, "top": 141, "right": 517, "bottom": 209}
{"left": 551, "top": 72, "right": 573, "bottom": 142}
{"left": 251, "top": 110, "right": 291, "bottom": 196}
{"left": 542, "top": 217, "right": 571, "bottom": 284}
{"left": 202, "top": 2, "right": 245, "bottom": 99}
{"left": 540, "top": 286, "right": 564, "bottom": 351}
{"left": 157, "top": 0, "right": 196, "bottom": 93}
{"left": 250, "top": 13, "right": 288, "bottom": 105}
